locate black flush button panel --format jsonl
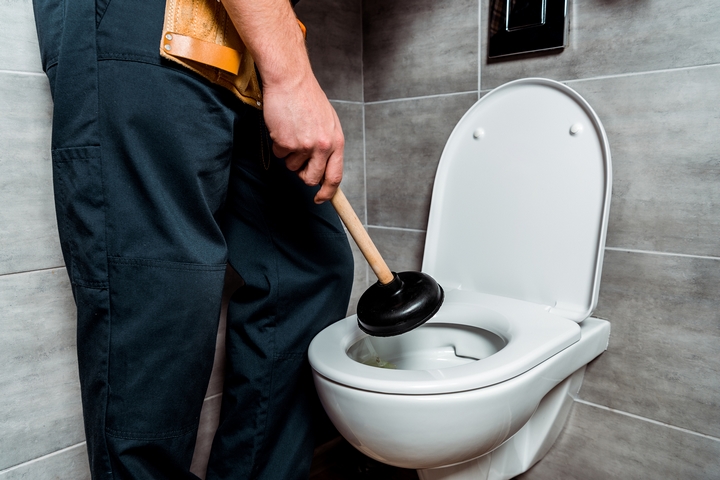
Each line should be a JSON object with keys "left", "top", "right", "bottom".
{"left": 489, "top": 0, "right": 568, "bottom": 58}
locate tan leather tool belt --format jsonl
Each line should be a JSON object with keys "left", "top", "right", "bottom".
{"left": 160, "top": 0, "right": 306, "bottom": 110}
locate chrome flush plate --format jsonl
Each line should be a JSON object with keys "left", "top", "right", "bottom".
{"left": 488, "top": 0, "right": 569, "bottom": 58}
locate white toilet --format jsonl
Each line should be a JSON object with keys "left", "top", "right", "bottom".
{"left": 309, "top": 78, "right": 613, "bottom": 480}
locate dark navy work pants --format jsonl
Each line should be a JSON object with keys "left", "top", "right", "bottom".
{"left": 32, "top": 1, "right": 353, "bottom": 478}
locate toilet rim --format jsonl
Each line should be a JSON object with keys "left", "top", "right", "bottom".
{"left": 308, "top": 290, "right": 582, "bottom": 395}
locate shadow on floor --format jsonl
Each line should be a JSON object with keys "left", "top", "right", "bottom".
{"left": 310, "top": 437, "right": 419, "bottom": 480}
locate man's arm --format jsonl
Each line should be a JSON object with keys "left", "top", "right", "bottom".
{"left": 222, "top": 0, "right": 343, "bottom": 203}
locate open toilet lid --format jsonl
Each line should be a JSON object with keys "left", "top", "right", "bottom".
{"left": 423, "top": 78, "right": 612, "bottom": 322}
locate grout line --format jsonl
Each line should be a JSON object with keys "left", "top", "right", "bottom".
{"left": 0, "top": 266, "right": 66, "bottom": 278}
{"left": 362, "top": 103, "right": 370, "bottom": 286}
{"left": 361, "top": 99, "right": 367, "bottom": 226}
{"left": 367, "top": 225, "right": 426, "bottom": 233}
{"left": 575, "top": 399, "right": 720, "bottom": 443}
{"left": 328, "top": 99, "right": 363, "bottom": 105}
{"left": 477, "top": 0, "right": 482, "bottom": 99}
{"left": 562, "top": 62, "right": 720, "bottom": 85}
{"left": 0, "top": 69, "right": 45, "bottom": 77}
{"left": 605, "top": 247, "right": 720, "bottom": 261}
{"left": 365, "top": 90, "right": 478, "bottom": 106}
{"left": 359, "top": 0, "right": 364, "bottom": 108}
{"left": 359, "top": 0, "right": 369, "bottom": 287}
{"left": 366, "top": 64, "right": 720, "bottom": 105}
{"left": 0, "top": 442, "right": 86, "bottom": 475}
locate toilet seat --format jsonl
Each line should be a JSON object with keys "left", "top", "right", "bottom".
{"left": 308, "top": 289, "right": 580, "bottom": 395}
{"left": 423, "top": 78, "right": 612, "bottom": 323}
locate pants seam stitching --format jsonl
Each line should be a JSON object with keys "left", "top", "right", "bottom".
{"left": 107, "top": 256, "right": 226, "bottom": 271}
{"left": 104, "top": 424, "right": 197, "bottom": 441}
{"left": 241, "top": 175, "right": 279, "bottom": 479}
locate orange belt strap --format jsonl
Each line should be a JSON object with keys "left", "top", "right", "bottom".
{"left": 162, "top": 32, "right": 241, "bottom": 75}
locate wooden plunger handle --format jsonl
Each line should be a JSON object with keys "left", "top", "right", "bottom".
{"left": 331, "top": 188, "right": 395, "bottom": 285}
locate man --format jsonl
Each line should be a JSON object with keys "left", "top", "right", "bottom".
{"left": 32, "top": 0, "right": 353, "bottom": 478}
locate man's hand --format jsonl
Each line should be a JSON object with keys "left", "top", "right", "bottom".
{"left": 222, "top": 0, "right": 344, "bottom": 203}
{"left": 263, "top": 71, "right": 344, "bottom": 204}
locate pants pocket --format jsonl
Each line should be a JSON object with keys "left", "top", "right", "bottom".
{"left": 52, "top": 146, "right": 108, "bottom": 288}
{"left": 105, "top": 257, "right": 226, "bottom": 437}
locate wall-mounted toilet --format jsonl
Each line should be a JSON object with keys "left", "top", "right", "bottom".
{"left": 309, "top": 78, "right": 613, "bottom": 480}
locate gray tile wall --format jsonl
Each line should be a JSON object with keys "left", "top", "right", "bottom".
{"left": 365, "top": 93, "right": 477, "bottom": 230}
{"left": 517, "top": 402, "right": 720, "bottom": 480}
{"left": 362, "top": 0, "right": 479, "bottom": 101}
{"left": 568, "top": 67, "right": 720, "bottom": 258}
{"left": 0, "top": 0, "right": 43, "bottom": 74}
{"left": 0, "top": 270, "right": 83, "bottom": 470}
{"left": 585, "top": 250, "right": 720, "bottom": 438}
{"left": 0, "top": 73, "right": 62, "bottom": 276}
{"left": 359, "top": 0, "right": 720, "bottom": 478}
{"left": 0, "top": 444, "right": 90, "bottom": 480}
{"left": 481, "top": 0, "right": 720, "bottom": 90}
{"left": 296, "top": 0, "right": 363, "bottom": 102}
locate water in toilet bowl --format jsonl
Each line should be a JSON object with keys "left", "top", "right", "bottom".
{"left": 353, "top": 337, "right": 397, "bottom": 369}
{"left": 346, "top": 323, "right": 506, "bottom": 371}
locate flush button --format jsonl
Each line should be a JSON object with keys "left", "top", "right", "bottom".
{"left": 488, "top": 0, "right": 568, "bottom": 59}
{"left": 507, "top": 0, "right": 546, "bottom": 31}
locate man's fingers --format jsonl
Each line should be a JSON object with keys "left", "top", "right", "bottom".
{"left": 297, "top": 153, "right": 328, "bottom": 187}
{"left": 314, "top": 149, "right": 343, "bottom": 204}
{"left": 284, "top": 151, "right": 308, "bottom": 171}
{"left": 272, "top": 142, "right": 292, "bottom": 159}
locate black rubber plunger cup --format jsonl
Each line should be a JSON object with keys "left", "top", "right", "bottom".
{"left": 331, "top": 188, "right": 444, "bottom": 337}
{"left": 356, "top": 270, "right": 444, "bottom": 336}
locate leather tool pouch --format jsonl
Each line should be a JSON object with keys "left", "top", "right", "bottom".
{"left": 160, "top": 0, "right": 305, "bottom": 110}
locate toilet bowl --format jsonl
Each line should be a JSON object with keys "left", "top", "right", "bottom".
{"left": 309, "top": 78, "right": 612, "bottom": 480}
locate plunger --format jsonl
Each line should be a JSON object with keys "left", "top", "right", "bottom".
{"left": 331, "top": 188, "right": 444, "bottom": 337}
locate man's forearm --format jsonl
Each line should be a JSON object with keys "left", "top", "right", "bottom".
{"left": 221, "top": 0, "right": 345, "bottom": 203}
{"left": 221, "top": 0, "right": 311, "bottom": 89}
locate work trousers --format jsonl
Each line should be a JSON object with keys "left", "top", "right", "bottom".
{"left": 34, "top": 0, "right": 353, "bottom": 478}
